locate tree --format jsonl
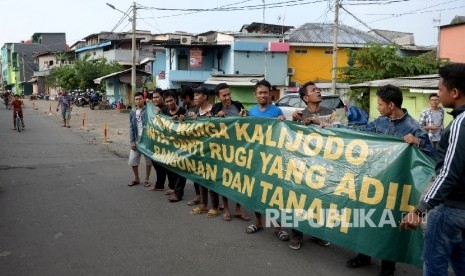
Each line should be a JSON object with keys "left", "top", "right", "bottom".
{"left": 338, "top": 43, "right": 446, "bottom": 110}
{"left": 46, "top": 54, "right": 123, "bottom": 91}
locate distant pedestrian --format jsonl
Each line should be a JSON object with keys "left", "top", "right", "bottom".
{"left": 419, "top": 93, "right": 444, "bottom": 151}
{"left": 56, "top": 90, "right": 72, "bottom": 128}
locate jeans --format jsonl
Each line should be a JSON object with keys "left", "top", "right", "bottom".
{"left": 151, "top": 160, "right": 167, "bottom": 189}
{"left": 423, "top": 204, "right": 465, "bottom": 276}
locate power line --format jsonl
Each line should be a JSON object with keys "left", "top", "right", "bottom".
{"left": 142, "top": 0, "right": 328, "bottom": 13}
{"left": 353, "top": 0, "right": 461, "bottom": 25}
{"left": 340, "top": 5, "right": 393, "bottom": 42}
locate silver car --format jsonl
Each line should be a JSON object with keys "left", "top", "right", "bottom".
{"left": 274, "top": 93, "right": 347, "bottom": 124}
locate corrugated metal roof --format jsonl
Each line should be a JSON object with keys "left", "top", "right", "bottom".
{"left": 350, "top": 74, "right": 439, "bottom": 88}
{"left": 205, "top": 74, "right": 264, "bottom": 86}
{"left": 289, "top": 23, "right": 390, "bottom": 45}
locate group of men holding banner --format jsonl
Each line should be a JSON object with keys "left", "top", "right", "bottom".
{"left": 129, "top": 63, "right": 465, "bottom": 276}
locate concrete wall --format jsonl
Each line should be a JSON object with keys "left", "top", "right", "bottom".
{"left": 288, "top": 46, "right": 351, "bottom": 83}
{"left": 439, "top": 24, "right": 465, "bottom": 62}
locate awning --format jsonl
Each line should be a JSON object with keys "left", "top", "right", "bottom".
{"left": 204, "top": 74, "right": 264, "bottom": 86}
{"left": 94, "top": 68, "right": 152, "bottom": 84}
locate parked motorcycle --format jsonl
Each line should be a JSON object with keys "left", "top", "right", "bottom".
{"left": 74, "top": 93, "right": 89, "bottom": 107}
{"left": 89, "top": 92, "right": 101, "bottom": 110}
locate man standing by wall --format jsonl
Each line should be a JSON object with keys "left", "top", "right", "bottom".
{"left": 401, "top": 63, "right": 465, "bottom": 275}
{"left": 419, "top": 93, "right": 444, "bottom": 151}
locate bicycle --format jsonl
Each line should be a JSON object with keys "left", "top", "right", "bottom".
{"left": 15, "top": 110, "right": 23, "bottom": 132}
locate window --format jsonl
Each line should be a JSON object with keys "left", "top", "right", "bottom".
{"left": 324, "top": 49, "right": 333, "bottom": 55}
{"left": 177, "top": 54, "right": 188, "bottom": 70}
{"left": 49, "top": 60, "right": 53, "bottom": 66}
{"left": 294, "top": 49, "right": 307, "bottom": 54}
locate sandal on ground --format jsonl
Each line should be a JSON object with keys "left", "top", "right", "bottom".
{"left": 190, "top": 207, "right": 208, "bottom": 215}
{"left": 312, "top": 237, "right": 331, "bottom": 247}
{"left": 168, "top": 195, "right": 182, "bottom": 202}
{"left": 206, "top": 209, "right": 220, "bottom": 218}
{"left": 222, "top": 213, "right": 231, "bottom": 221}
{"left": 246, "top": 224, "right": 263, "bottom": 234}
{"left": 275, "top": 230, "right": 289, "bottom": 241}
{"left": 187, "top": 200, "right": 200, "bottom": 206}
{"left": 346, "top": 255, "right": 371, "bottom": 268}
{"left": 234, "top": 214, "right": 250, "bottom": 221}
{"left": 128, "top": 180, "right": 140, "bottom": 186}
{"left": 289, "top": 238, "right": 302, "bottom": 250}
{"left": 144, "top": 181, "right": 151, "bottom": 187}
{"left": 164, "top": 189, "right": 174, "bottom": 195}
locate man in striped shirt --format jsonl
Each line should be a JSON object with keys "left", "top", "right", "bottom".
{"left": 401, "top": 63, "right": 465, "bottom": 275}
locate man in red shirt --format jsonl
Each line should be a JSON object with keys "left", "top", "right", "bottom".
{"left": 9, "top": 94, "right": 25, "bottom": 130}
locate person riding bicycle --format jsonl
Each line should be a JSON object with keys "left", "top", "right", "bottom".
{"left": 9, "top": 94, "right": 25, "bottom": 130}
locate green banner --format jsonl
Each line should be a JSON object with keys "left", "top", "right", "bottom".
{"left": 138, "top": 103, "right": 435, "bottom": 267}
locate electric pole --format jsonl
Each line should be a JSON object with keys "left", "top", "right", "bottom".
{"left": 131, "top": 1, "right": 137, "bottom": 107}
{"left": 331, "top": 0, "right": 340, "bottom": 95}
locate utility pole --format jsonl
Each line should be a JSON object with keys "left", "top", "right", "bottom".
{"left": 433, "top": 13, "right": 441, "bottom": 60}
{"left": 131, "top": 1, "right": 137, "bottom": 107}
{"left": 331, "top": 0, "right": 339, "bottom": 95}
{"left": 22, "top": 53, "right": 26, "bottom": 94}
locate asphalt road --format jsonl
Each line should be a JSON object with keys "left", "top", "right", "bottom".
{"left": 0, "top": 104, "right": 423, "bottom": 276}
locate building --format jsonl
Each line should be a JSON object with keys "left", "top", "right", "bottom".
{"left": 439, "top": 16, "right": 465, "bottom": 62}
{"left": 287, "top": 23, "right": 389, "bottom": 91}
{"left": 150, "top": 29, "right": 290, "bottom": 104}
{"left": 32, "top": 50, "right": 74, "bottom": 96}
{"left": 1, "top": 33, "right": 67, "bottom": 94}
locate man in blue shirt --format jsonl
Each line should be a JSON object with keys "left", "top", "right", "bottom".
{"left": 246, "top": 80, "right": 288, "bottom": 242}
{"left": 248, "top": 80, "right": 285, "bottom": 120}
{"left": 347, "top": 84, "right": 434, "bottom": 276}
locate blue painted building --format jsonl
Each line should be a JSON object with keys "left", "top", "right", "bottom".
{"left": 151, "top": 32, "right": 289, "bottom": 92}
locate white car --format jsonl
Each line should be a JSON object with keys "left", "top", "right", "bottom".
{"left": 274, "top": 93, "right": 347, "bottom": 123}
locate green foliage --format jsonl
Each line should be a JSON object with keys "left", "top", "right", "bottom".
{"left": 46, "top": 54, "right": 123, "bottom": 92}
{"left": 338, "top": 43, "right": 446, "bottom": 110}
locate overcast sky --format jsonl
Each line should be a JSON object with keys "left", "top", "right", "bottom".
{"left": 1, "top": 0, "right": 463, "bottom": 48}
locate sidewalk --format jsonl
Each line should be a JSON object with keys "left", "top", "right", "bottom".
{"left": 26, "top": 99, "right": 130, "bottom": 157}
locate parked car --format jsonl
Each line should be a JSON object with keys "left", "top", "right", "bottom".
{"left": 274, "top": 93, "right": 346, "bottom": 123}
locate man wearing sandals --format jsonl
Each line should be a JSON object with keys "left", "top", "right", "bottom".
{"left": 188, "top": 86, "right": 222, "bottom": 218}
{"left": 246, "top": 80, "right": 288, "bottom": 240}
{"left": 128, "top": 92, "right": 153, "bottom": 187}
{"left": 160, "top": 90, "right": 187, "bottom": 203}
{"left": 400, "top": 63, "right": 465, "bottom": 276}
{"left": 209, "top": 83, "right": 249, "bottom": 222}
{"left": 347, "top": 85, "right": 434, "bottom": 276}
{"left": 288, "top": 82, "right": 335, "bottom": 250}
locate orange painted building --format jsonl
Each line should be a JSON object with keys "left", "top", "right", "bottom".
{"left": 287, "top": 23, "right": 389, "bottom": 88}
{"left": 288, "top": 45, "right": 351, "bottom": 84}
{"left": 439, "top": 21, "right": 465, "bottom": 62}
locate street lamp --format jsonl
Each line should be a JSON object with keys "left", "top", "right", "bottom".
{"left": 106, "top": 2, "right": 137, "bottom": 108}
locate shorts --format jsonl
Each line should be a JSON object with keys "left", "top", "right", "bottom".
{"left": 128, "top": 148, "right": 152, "bottom": 167}
{"left": 62, "top": 108, "right": 71, "bottom": 120}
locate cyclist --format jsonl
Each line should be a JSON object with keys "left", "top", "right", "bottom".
{"left": 9, "top": 94, "right": 25, "bottom": 130}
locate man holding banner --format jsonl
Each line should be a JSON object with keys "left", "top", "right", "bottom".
{"left": 246, "top": 79, "right": 288, "bottom": 241}
{"left": 401, "top": 63, "right": 465, "bottom": 275}
{"left": 210, "top": 83, "right": 249, "bottom": 222}
{"left": 347, "top": 84, "right": 434, "bottom": 276}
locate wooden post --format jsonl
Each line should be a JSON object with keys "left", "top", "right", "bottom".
{"left": 104, "top": 121, "right": 108, "bottom": 143}
{"left": 81, "top": 112, "right": 86, "bottom": 129}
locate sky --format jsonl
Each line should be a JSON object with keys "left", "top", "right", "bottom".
{"left": 1, "top": 0, "right": 463, "bottom": 48}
